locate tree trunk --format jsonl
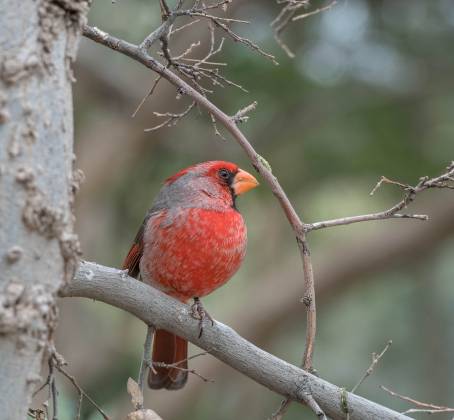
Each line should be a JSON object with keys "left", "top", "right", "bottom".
{"left": 0, "top": 0, "right": 88, "bottom": 417}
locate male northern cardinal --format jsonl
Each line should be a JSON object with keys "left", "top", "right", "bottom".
{"left": 122, "top": 161, "right": 259, "bottom": 390}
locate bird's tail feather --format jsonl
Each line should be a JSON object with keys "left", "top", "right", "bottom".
{"left": 148, "top": 329, "right": 188, "bottom": 390}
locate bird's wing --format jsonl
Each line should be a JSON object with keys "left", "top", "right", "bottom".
{"left": 122, "top": 213, "right": 153, "bottom": 278}
{"left": 122, "top": 207, "right": 171, "bottom": 278}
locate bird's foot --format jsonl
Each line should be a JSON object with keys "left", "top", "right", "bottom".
{"left": 191, "top": 297, "right": 214, "bottom": 338}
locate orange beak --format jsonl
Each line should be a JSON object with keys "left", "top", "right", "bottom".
{"left": 231, "top": 168, "right": 259, "bottom": 195}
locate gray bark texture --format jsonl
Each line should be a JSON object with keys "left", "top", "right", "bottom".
{"left": 0, "top": 0, "right": 88, "bottom": 417}
{"left": 64, "top": 261, "right": 412, "bottom": 420}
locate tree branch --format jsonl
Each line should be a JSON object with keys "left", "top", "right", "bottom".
{"left": 305, "top": 163, "right": 454, "bottom": 232}
{"left": 61, "top": 261, "right": 411, "bottom": 420}
{"left": 381, "top": 386, "right": 454, "bottom": 416}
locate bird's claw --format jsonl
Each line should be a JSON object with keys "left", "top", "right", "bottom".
{"left": 191, "top": 297, "right": 214, "bottom": 338}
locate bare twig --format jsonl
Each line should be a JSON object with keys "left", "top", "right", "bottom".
{"left": 159, "top": 0, "right": 171, "bottom": 18}
{"left": 136, "top": 325, "right": 154, "bottom": 409}
{"left": 305, "top": 162, "right": 454, "bottom": 232}
{"left": 169, "top": 19, "right": 201, "bottom": 36}
{"left": 231, "top": 101, "right": 257, "bottom": 124}
{"left": 55, "top": 362, "right": 110, "bottom": 420}
{"left": 33, "top": 347, "right": 111, "bottom": 420}
{"left": 212, "top": 18, "right": 278, "bottom": 65}
{"left": 32, "top": 357, "right": 58, "bottom": 419}
{"left": 271, "top": 0, "right": 337, "bottom": 58}
{"left": 305, "top": 213, "right": 429, "bottom": 232}
{"left": 194, "top": 0, "right": 233, "bottom": 12}
{"left": 136, "top": 2, "right": 262, "bottom": 132}
{"left": 151, "top": 360, "right": 214, "bottom": 383}
{"left": 144, "top": 101, "right": 196, "bottom": 131}
{"left": 32, "top": 369, "right": 52, "bottom": 398}
{"left": 136, "top": 0, "right": 275, "bottom": 129}
{"left": 210, "top": 112, "right": 225, "bottom": 139}
{"left": 351, "top": 340, "right": 392, "bottom": 394}
{"left": 381, "top": 385, "right": 454, "bottom": 416}
{"left": 345, "top": 341, "right": 393, "bottom": 420}
{"left": 179, "top": 58, "right": 227, "bottom": 66}
{"left": 76, "top": 389, "right": 83, "bottom": 420}
{"left": 176, "top": 11, "right": 249, "bottom": 24}
{"left": 32, "top": 349, "right": 110, "bottom": 420}
{"left": 49, "top": 358, "right": 58, "bottom": 420}
{"left": 271, "top": 0, "right": 309, "bottom": 58}
{"left": 172, "top": 41, "right": 201, "bottom": 60}
{"left": 292, "top": 0, "right": 337, "bottom": 21}
{"left": 139, "top": 14, "right": 177, "bottom": 52}
{"left": 131, "top": 74, "right": 163, "bottom": 118}
{"left": 300, "top": 392, "right": 328, "bottom": 420}
{"left": 271, "top": 398, "right": 291, "bottom": 420}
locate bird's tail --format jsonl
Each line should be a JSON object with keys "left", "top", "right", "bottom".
{"left": 148, "top": 329, "right": 188, "bottom": 390}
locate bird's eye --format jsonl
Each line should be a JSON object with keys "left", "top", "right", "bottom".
{"left": 218, "top": 168, "right": 231, "bottom": 180}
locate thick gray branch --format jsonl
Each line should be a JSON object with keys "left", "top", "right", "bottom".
{"left": 62, "top": 261, "right": 412, "bottom": 420}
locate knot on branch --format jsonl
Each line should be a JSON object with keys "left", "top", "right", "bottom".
{"left": 231, "top": 101, "right": 257, "bottom": 124}
{"left": 301, "top": 295, "right": 312, "bottom": 307}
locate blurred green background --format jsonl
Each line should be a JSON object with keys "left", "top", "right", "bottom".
{"left": 54, "top": 0, "right": 454, "bottom": 418}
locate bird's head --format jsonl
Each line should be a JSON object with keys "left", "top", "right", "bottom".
{"left": 160, "top": 161, "right": 259, "bottom": 210}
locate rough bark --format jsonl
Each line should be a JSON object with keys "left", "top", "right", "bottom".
{"left": 0, "top": 0, "right": 88, "bottom": 417}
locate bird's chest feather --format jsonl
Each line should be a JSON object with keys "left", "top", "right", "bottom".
{"left": 140, "top": 207, "right": 247, "bottom": 300}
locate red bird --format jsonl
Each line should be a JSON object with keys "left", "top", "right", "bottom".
{"left": 122, "top": 161, "right": 258, "bottom": 390}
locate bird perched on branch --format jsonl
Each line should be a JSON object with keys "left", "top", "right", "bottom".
{"left": 122, "top": 161, "right": 259, "bottom": 390}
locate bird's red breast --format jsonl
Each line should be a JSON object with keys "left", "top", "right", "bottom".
{"left": 141, "top": 207, "right": 247, "bottom": 302}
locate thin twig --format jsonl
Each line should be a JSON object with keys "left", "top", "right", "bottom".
{"left": 169, "top": 19, "right": 201, "bottom": 36}
{"left": 212, "top": 19, "right": 279, "bottom": 65}
{"left": 194, "top": 0, "right": 233, "bottom": 12}
{"left": 271, "top": 398, "right": 291, "bottom": 420}
{"left": 32, "top": 371, "right": 52, "bottom": 398}
{"left": 172, "top": 41, "right": 201, "bottom": 60}
{"left": 292, "top": 0, "right": 337, "bottom": 21}
{"left": 131, "top": 75, "right": 163, "bottom": 118}
{"left": 351, "top": 340, "right": 392, "bottom": 394}
{"left": 176, "top": 11, "right": 249, "bottom": 24}
{"left": 49, "top": 359, "right": 58, "bottom": 420}
{"left": 305, "top": 162, "right": 454, "bottom": 232}
{"left": 271, "top": 0, "right": 308, "bottom": 58}
{"left": 151, "top": 361, "right": 214, "bottom": 383}
{"left": 55, "top": 362, "right": 111, "bottom": 420}
{"left": 76, "top": 389, "right": 83, "bottom": 420}
{"left": 300, "top": 393, "right": 327, "bottom": 420}
{"left": 145, "top": 350, "right": 212, "bottom": 383}
{"left": 32, "top": 349, "right": 110, "bottom": 420}
{"left": 381, "top": 385, "right": 454, "bottom": 415}
{"left": 345, "top": 341, "right": 393, "bottom": 420}
{"left": 137, "top": 325, "right": 154, "bottom": 409}
{"left": 179, "top": 58, "right": 227, "bottom": 66}
{"left": 231, "top": 101, "right": 257, "bottom": 124}
{"left": 144, "top": 101, "right": 196, "bottom": 131}
{"left": 271, "top": 0, "right": 337, "bottom": 58}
